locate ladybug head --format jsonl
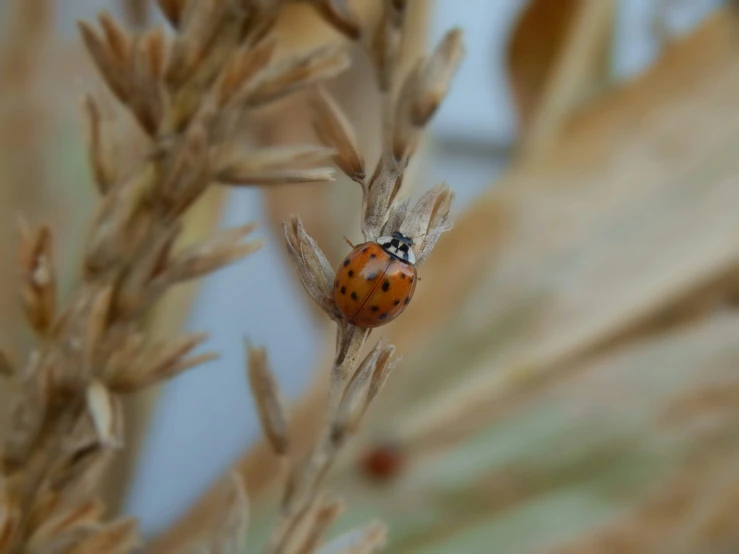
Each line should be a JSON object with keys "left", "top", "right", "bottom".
{"left": 377, "top": 232, "right": 416, "bottom": 265}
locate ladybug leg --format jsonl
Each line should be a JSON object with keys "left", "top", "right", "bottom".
{"left": 343, "top": 236, "right": 356, "bottom": 248}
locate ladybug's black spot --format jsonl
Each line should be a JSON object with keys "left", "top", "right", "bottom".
{"left": 351, "top": 292, "right": 358, "bottom": 301}
{"left": 343, "top": 259, "right": 350, "bottom": 267}
{"left": 371, "top": 306, "right": 380, "bottom": 312}
{"left": 366, "top": 271, "right": 378, "bottom": 281}
{"left": 400, "top": 274, "right": 406, "bottom": 279}
{"left": 340, "top": 286, "right": 346, "bottom": 295}
{"left": 393, "top": 300, "right": 400, "bottom": 306}
{"left": 379, "top": 313, "right": 388, "bottom": 320}
{"left": 404, "top": 297, "right": 410, "bottom": 305}
{"left": 382, "top": 280, "right": 390, "bottom": 292}
{"left": 348, "top": 270, "right": 354, "bottom": 277}
{"left": 370, "top": 254, "right": 377, "bottom": 259}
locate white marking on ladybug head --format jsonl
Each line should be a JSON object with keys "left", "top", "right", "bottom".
{"left": 377, "top": 232, "right": 416, "bottom": 265}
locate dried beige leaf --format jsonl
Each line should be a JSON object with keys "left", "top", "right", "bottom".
{"left": 311, "top": 86, "right": 366, "bottom": 183}
{"left": 246, "top": 341, "right": 290, "bottom": 456}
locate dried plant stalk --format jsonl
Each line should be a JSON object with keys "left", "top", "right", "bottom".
{"left": 0, "top": 1, "right": 356, "bottom": 552}
{"left": 260, "top": 4, "right": 464, "bottom": 550}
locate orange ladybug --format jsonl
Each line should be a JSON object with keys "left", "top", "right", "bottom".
{"left": 360, "top": 442, "right": 405, "bottom": 482}
{"left": 333, "top": 232, "right": 417, "bottom": 328}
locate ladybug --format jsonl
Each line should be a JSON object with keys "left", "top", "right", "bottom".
{"left": 333, "top": 231, "right": 417, "bottom": 328}
{"left": 360, "top": 441, "right": 405, "bottom": 482}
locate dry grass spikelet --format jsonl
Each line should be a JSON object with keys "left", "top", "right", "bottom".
{"left": 256, "top": 1, "right": 464, "bottom": 550}
{"left": 0, "top": 0, "right": 361, "bottom": 552}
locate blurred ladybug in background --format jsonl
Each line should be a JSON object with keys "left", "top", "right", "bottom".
{"left": 334, "top": 232, "right": 417, "bottom": 328}
{"left": 360, "top": 441, "right": 405, "bottom": 482}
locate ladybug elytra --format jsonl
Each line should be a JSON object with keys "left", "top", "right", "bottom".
{"left": 333, "top": 232, "right": 417, "bottom": 328}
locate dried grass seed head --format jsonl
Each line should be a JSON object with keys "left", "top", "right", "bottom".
{"left": 283, "top": 216, "right": 339, "bottom": 320}
{"left": 392, "top": 28, "right": 464, "bottom": 162}
{"left": 311, "top": 86, "right": 366, "bottom": 183}
{"left": 213, "top": 144, "right": 336, "bottom": 186}
{"left": 19, "top": 223, "right": 57, "bottom": 335}
{"left": 397, "top": 182, "right": 454, "bottom": 266}
{"left": 241, "top": 45, "right": 352, "bottom": 108}
{"left": 370, "top": 0, "right": 407, "bottom": 92}
{"left": 304, "top": 0, "right": 363, "bottom": 40}
{"left": 331, "top": 338, "right": 395, "bottom": 444}
{"left": 246, "top": 341, "right": 290, "bottom": 456}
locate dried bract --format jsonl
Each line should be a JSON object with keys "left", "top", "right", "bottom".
{"left": 0, "top": 349, "right": 15, "bottom": 378}
{"left": 19, "top": 223, "right": 56, "bottom": 335}
{"left": 243, "top": 46, "right": 351, "bottom": 107}
{"left": 370, "top": 0, "right": 407, "bottom": 92}
{"left": 398, "top": 183, "right": 454, "bottom": 266}
{"left": 293, "top": 497, "right": 345, "bottom": 554}
{"left": 81, "top": 94, "right": 118, "bottom": 194}
{"left": 206, "top": 472, "right": 249, "bottom": 554}
{"left": 246, "top": 342, "right": 290, "bottom": 456}
{"left": 317, "top": 521, "right": 387, "bottom": 554}
{"left": 215, "top": 37, "right": 277, "bottom": 108}
{"left": 283, "top": 216, "right": 338, "bottom": 320}
{"left": 410, "top": 28, "right": 464, "bottom": 126}
{"left": 332, "top": 339, "right": 393, "bottom": 444}
{"left": 65, "top": 517, "right": 140, "bottom": 554}
{"left": 311, "top": 86, "right": 366, "bottom": 183}
{"left": 158, "top": 223, "right": 261, "bottom": 284}
{"left": 85, "top": 380, "right": 122, "bottom": 449}
{"left": 106, "top": 333, "right": 217, "bottom": 393}
{"left": 213, "top": 144, "right": 335, "bottom": 186}
{"left": 302, "top": 0, "right": 363, "bottom": 40}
